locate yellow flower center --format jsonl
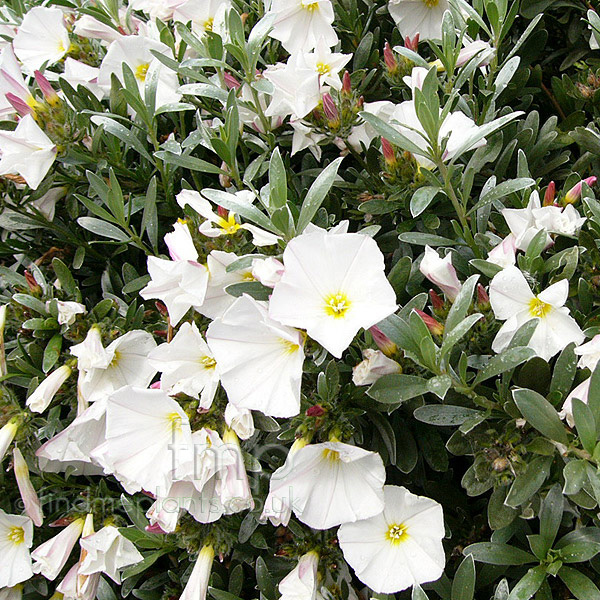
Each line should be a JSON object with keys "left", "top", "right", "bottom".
{"left": 167, "top": 412, "right": 182, "bottom": 434}
{"left": 109, "top": 351, "right": 121, "bottom": 368}
{"left": 316, "top": 62, "right": 331, "bottom": 75}
{"left": 422, "top": 0, "right": 439, "bottom": 6}
{"left": 322, "top": 448, "right": 340, "bottom": 462}
{"left": 135, "top": 62, "right": 150, "bottom": 82}
{"left": 528, "top": 297, "right": 552, "bottom": 319}
{"left": 386, "top": 523, "right": 409, "bottom": 545}
{"left": 203, "top": 18, "right": 214, "bottom": 31}
{"left": 280, "top": 338, "right": 300, "bottom": 354}
{"left": 199, "top": 355, "right": 217, "bottom": 370}
{"left": 216, "top": 213, "right": 241, "bottom": 235}
{"left": 302, "top": 0, "right": 319, "bottom": 11}
{"left": 242, "top": 271, "right": 256, "bottom": 282}
{"left": 323, "top": 292, "right": 351, "bottom": 318}
{"left": 7, "top": 526, "right": 25, "bottom": 545}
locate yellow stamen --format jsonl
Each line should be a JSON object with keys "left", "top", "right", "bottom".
{"left": 135, "top": 62, "right": 150, "bottom": 82}
{"left": 7, "top": 526, "right": 25, "bottom": 545}
{"left": 203, "top": 18, "right": 214, "bottom": 31}
{"left": 422, "top": 0, "right": 439, "bottom": 6}
{"left": 280, "top": 338, "right": 300, "bottom": 354}
{"left": 386, "top": 523, "right": 409, "bottom": 545}
{"left": 242, "top": 271, "right": 256, "bottom": 282}
{"left": 109, "top": 351, "right": 121, "bottom": 368}
{"left": 302, "top": 1, "right": 320, "bottom": 11}
{"left": 322, "top": 448, "right": 340, "bottom": 462}
{"left": 199, "top": 355, "right": 216, "bottom": 370}
{"left": 323, "top": 292, "right": 351, "bottom": 318}
{"left": 316, "top": 62, "right": 331, "bottom": 75}
{"left": 216, "top": 213, "right": 241, "bottom": 235}
{"left": 528, "top": 297, "right": 552, "bottom": 319}
{"left": 167, "top": 412, "right": 182, "bottom": 434}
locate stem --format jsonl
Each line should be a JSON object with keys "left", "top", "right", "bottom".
{"left": 436, "top": 159, "right": 468, "bottom": 229}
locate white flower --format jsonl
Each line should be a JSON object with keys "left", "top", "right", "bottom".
{"left": 140, "top": 256, "right": 209, "bottom": 326}
{"left": 12, "top": 448, "right": 43, "bottom": 527}
{"left": 347, "top": 100, "right": 396, "bottom": 150}
{"left": 575, "top": 334, "right": 600, "bottom": 371}
{"left": 76, "top": 330, "right": 157, "bottom": 403}
{"left": 489, "top": 266, "right": 585, "bottom": 361}
{"left": 268, "top": 0, "right": 338, "bottom": 54}
{"left": 269, "top": 229, "right": 397, "bottom": 358}
{"left": 419, "top": 246, "right": 462, "bottom": 301}
{"left": 46, "top": 300, "right": 86, "bottom": 326}
{"left": 180, "top": 545, "right": 214, "bottom": 600}
{"left": 303, "top": 38, "right": 352, "bottom": 90}
{"left": 62, "top": 58, "right": 104, "bottom": 101}
{"left": 79, "top": 526, "right": 143, "bottom": 584}
{"left": 129, "top": 0, "right": 181, "bottom": 20}
{"left": 36, "top": 398, "right": 107, "bottom": 476}
{"left": 55, "top": 561, "right": 99, "bottom": 600}
{"left": 338, "top": 485, "right": 445, "bottom": 593}
{"left": 0, "top": 421, "right": 18, "bottom": 463}
{"left": 264, "top": 54, "right": 321, "bottom": 120}
{"left": 352, "top": 349, "right": 401, "bottom": 386}
{"left": 531, "top": 204, "right": 586, "bottom": 238}
{"left": 402, "top": 66, "right": 429, "bottom": 92}
{"left": 32, "top": 517, "right": 85, "bottom": 581}
{"left": 251, "top": 257, "right": 285, "bottom": 288}
{"left": 148, "top": 322, "right": 219, "bottom": 408}
{"left": 261, "top": 440, "right": 386, "bottom": 529}
{"left": 26, "top": 365, "right": 71, "bottom": 414}
{"left": 207, "top": 295, "right": 305, "bottom": 417}
{"left": 0, "top": 46, "right": 33, "bottom": 119}
{"left": 0, "top": 114, "right": 57, "bottom": 190}
{"left": 70, "top": 326, "right": 111, "bottom": 372}
{"left": 91, "top": 386, "right": 193, "bottom": 495}
{"left": 73, "top": 15, "right": 125, "bottom": 43}
{"left": 13, "top": 7, "right": 70, "bottom": 71}
{"left": 29, "top": 187, "right": 66, "bottom": 221}
{"left": 224, "top": 403, "right": 255, "bottom": 440}
{"left": 98, "top": 36, "right": 180, "bottom": 109}
{"left": 559, "top": 378, "right": 591, "bottom": 428}
{"left": 279, "top": 551, "right": 321, "bottom": 600}
{"left": 218, "top": 429, "right": 254, "bottom": 514}
{"left": 501, "top": 192, "right": 551, "bottom": 252}
{"left": 388, "top": 0, "right": 450, "bottom": 40}
{"left": 290, "top": 119, "right": 326, "bottom": 159}
{"left": 487, "top": 234, "right": 517, "bottom": 269}
{"left": 456, "top": 40, "right": 494, "bottom": 68}
{"left": 164, "top": 219, "right": 198, "bottom": 261}
{"left": 173, "top": 0, "right": 232, "bottom": 36}
{"left": 0, "top": 510, "right": 33, "bottom": 588}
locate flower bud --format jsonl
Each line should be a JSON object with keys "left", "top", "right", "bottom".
{"left": 414, "top": 310, "right": 444, "bottom": 336}
{"left": 223, "top": 72, "right": 241, "bottom": 90}
{"left": 5, "top": 93, "right": 33, "bottom": 116}
{"left": 322, "top": 93, "right": 339, "bottom": 124}
{"left": 384, "top": 42, "right": 398, "bottom": 74}
{"left": 180, "top": 545, "right": 214, "bottom": 600}
{"left": 352, "top": 349, "right": 401, "bottom": 386}
{"left": 368, "top": 325, "right": 397, "bottom": 357}
{"left": 34, "top": 71, "right": 60, "bottom": 106}
{"left": 476, "top": 283, "right": 490, "bottom": 309}
{"left": 224, "top": 403, "right": 255, "bottom": 440}
{"left": 26, "top": 365, "right": 72, "bottom": 414}
{"left": 543, "top": 181, "right": 556, "bottom": 206}
{"left": 419, "top": 246, "right": 462, "bottom": 302}
{"left": 306, "top": 405, "right": 326, "bottom": 417}
{"left": 342, "top": 71, "right": 351, "bottom": 95}
{"left": 564, "top": 176, "right": 597, "bottom": 204}
{"left": 381, "top": 137, "right": 396, "bottom": 166}
{"left": 0, "top": 420, "right": 18, "bottom": 463}
{"left": 24, "top": 270, "right": 41, "bottom": 293}
{"left": 405, "top": 34, "right": 420, "bottom": 51}
{"left": 429, "top": 289, "right": 444, "bottom": 312}
{"left": 13, "top": 448, "right": 44, "bottom": 527}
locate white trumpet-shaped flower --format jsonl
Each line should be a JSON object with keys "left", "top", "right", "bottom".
{"left": 12, "top": 448, "right": 43, "bottom": 527}
{"left": 489, "top": 266, "right": 585, "bottom": 361}
{"left": 164, "top": 219, "right": 198, "bottom": 261}
{"left": 269, "top": 229, "right": 397, "bottom": 358}
{"left": 207, "top": 295, "right": 305, "bottom": 418}
{"left": 91, "top": 386, "right": 193, "bottom": 495}
{"left": 0, "top": 46, "right": 34, "bottom": 119}
{"left": 79, "top": 526, "right": 143, "bottom": 584}
{"left": 13, "top": 7, "right": 70, "bottom": 71}
{"left": 218, "top": 429, "right": 254, "bottom": 514}
{"left": 26, "top": 365, "right": 71, "bottom": 414}
{"left": 388, "top": 0, "right": 450, "bottom": 40}
{"left": 338, "top": 485, "right": 445, "bottom": 593}
{"left": 352, "top": 349, "right": 401, "bottom": 386}
{"left": 278, "top": 551, "right": 322, "bottom": 600}
{"left": 0, "top": 421, "right": 18, "bottom": 463}
{"left": 267, "top": 0, "right": 338, "bottom": 54}
{"left": 0, "top": 510, "right": 33, "bottom": 588}
{"left": 501, "top": 191, "right": 551, "bottom": 252}
{"left": 47, "top": 300, "right": 87, "bottom": 326}
{"left": 575, "top": 334, "right": 600, "bottom": 371}
{"left": 261, "top": 440, "right": 386, "bottom": 529}
{"left": 148, "top": 322, "right": 219, "bottom": 408}
{"left": 419, "top": 246, "right": 462, "bottom": 301}
{"left": 140, "top": 256, "right": 209, "bottom": 326}
{"left": 0, "top": 114, "right": 56, "bottom": 190}
{"left": 31, "top": 517, "right": 85, "bottom": 581}
{"left": 224, "top": 403, "right": 255, "bottom": 440}
{"left": 180, "top": 545, "right": 214, "bottom": 600}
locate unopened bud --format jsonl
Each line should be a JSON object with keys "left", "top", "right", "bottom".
{"left": 381, "top": 137, "right": 396, "bottom": 166}
{"left": 217, "top": 205, "right": 229, "bottom": 219}
{"left": 306, "top": 405, "right": 326, "bottom": 417}
{"left": 476, "top": 283, "right": 490, "bottom": 309}
{"left": 429, "top": 289, "right": 444, "bottom": 311}
{"left": 223, "top": 72, "right": 241, "bottom": 90}
{"left": 322, "top": 93, "right": 339, "bottom": 123}
{"left": 155, "top": 301, "right": 168, "bottom": 316}
{"left": 384, "top": 42, "right": 398, "bottom": 74}
{"left": 564, "top": 176, "right": 597, "bottom": 204}
{"left": 356, "top": 95, "right": 364, "bottom": 110}
{"left": 415, "top": 309, "right": 444, "bottom": 336}
{"left": 405, "top": 34, "right": 420, "bottom": 52}
{"left": 369, "top": 325, "right": 397, "bottom": 357}
{"left": 34, "top": 71, "right": 60, "bottom": 106}
{"left": 342, "top": 71, "right": 352, "bottom": 95}
{"left": 6, "top": 92, "right": 34, "bottom": 116}
{"left": 24, "top": 270, "right": 41, "bottom": 293}
{"left": 543, "top": 181, "right": 556, "bottom": 206}
{"left": 219, "top": 161, "right": 232, "bottom": 188}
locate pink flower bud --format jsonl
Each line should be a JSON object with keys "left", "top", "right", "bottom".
{"left": 476, "top": 283, "right": 490, "bottom": 308}
{"left": 34, "top": 71, "right": 59, "bottom": 106}
{"left": 5, "top": 92, "right": 33, "bottom": 116}
{"left": 405, "top": 34, "right": 420, "bottom": 51}
{"left": 342, "top": 71, "right": 351, "bottom": 95}
{"left": 384, "top": 42, "right": 398, "bottom": 73}
{"left": 429, "top": 289, "right": 444, "bottom": 311}
{"left": 381, "top": 137, "right": 396, "bottom": 166}
{"left": 322, "top": 93, "right": 339, "bottom": 122}
{"left": 145, "top": 522, "right": 167, "bottom": 534}
{"left": 13, "top": 447, "right": 44, "bottom": 527}
{"left": 564, "top": 176, "right": 597, "bottom": 204}
{"left": 419, "top": 246, "right": 462, "bottom": 302}
{"left": 368, "top": 325, "right": 397, "bottom": 357}
{"left": 543, "top": 181, "right": 556, "bottom": 206}
{"left": 223, "top": 72, "right": 241, "bottom": 90}
{"left": 414, "top": 310, "right": 444, "bottom": 336}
